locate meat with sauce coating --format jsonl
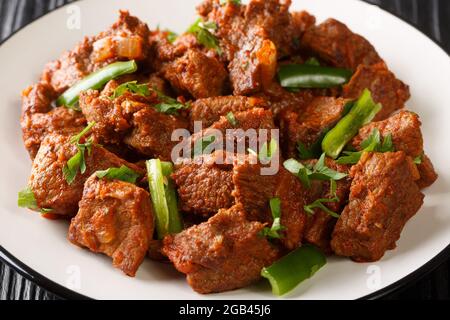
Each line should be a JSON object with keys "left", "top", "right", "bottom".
{"left": 162, "top": 204, "right": 278, "bottom": 294}
{"left": 29, "top": 133, "right": 144, "bottom": 216}
{"left": 331, "top": 152, "right": 424, "bottom": 262}
{"left": 69, "top": 174, "right": 153, "bottom": 277}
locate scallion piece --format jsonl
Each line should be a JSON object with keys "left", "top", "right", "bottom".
{"left": 278, "top": 64, "right": 352, "bottom": 89}
{"left": 261, "top": 245, "right": 326, "bottom": 296}
{"left": 57, "top": 60, "right": 138, "bottom": 108}
{"left": 322, "top": 89, "right": 382, "bottom": 159}
{"left": 96, "top": 165, "right": 140, "bottom": 184}
{"left": 146, "top": 159, "right": 183, "bottom": 239}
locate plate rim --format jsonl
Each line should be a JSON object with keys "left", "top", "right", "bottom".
{"left": 0, "top": 0, "right": 449, "bottom": 300}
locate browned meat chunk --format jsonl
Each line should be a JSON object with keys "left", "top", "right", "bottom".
{"left": 279, "top": 97, "right": 349, "bottom": 158}
{"left": 42, "top": 11, "right": 151, "bottom": 94}
{"left": 331, "top": 152, "right": 424, "bottom": 262}
{"left": 255, "top": 82, "right": 314, "bottom": 115}
{"left": 351, "top": 110, "right": 437, "bottom": 189}
{"left": 189, "top": 96, "right": 266, "bottom": 131}
{"left": 291, "top": 10, "right": 316, "bottom": 39}
{"left": 352, "top": 111, "right": 422, "bottom": 157}
{"left": 343, "top": 62, "right": 410, "bottom": 120}
{"left": 162, "top": 205, "right": 278, "bottom": 294}
{"left": 29, "top": 133, "right": 144, "bottom": 216}
{"left": 21, "top": 82, "right": 85, "bottom": 159}
{"left": 21, "top": 82, "right": 55, "bottom": 116}
{"left": 22, "top": 98, "right": 86, "bottom": 158}
{"left": 124, "top": 107, "right": 189, "bottom": 161}
{"left": 172, "top": 151, "right": 235, "bottom": 217}
{"left": 162, "top": 48, "right": 227, "bottom": 99}
{"left": 416, "top": 155, "right": 438, "bottom": 189}
{"left": 199, "top": 0, "right": 294, "bottom": 95}
{"left": 233, "top": 161, "right": 309, "bottom": 249}
{"left": 190, "top": 108, "right": 276, "bottom": 155}
{"left": 68, "top": 175, "right": 153, "bottom": 276}
{"left": 301, "top": 18, "right": 382, "bottom": 70}
{"left": 79, "top": 82, "right": 158, "bottom": 145}
{"left": 303, "top": 160, "right": 351, "bottom": 253}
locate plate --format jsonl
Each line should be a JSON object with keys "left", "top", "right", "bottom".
{"left": 0, "top": 0, "right": 449, "bottom": 300}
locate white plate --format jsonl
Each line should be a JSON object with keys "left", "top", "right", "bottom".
{"left": 0, "top": 0, "right": 449, "bottom": 300}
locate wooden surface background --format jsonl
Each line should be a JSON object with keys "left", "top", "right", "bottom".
{"left": 0, "top": 0, "right": 448, "bottom": 300}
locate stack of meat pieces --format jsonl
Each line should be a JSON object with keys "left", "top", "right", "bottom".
{"left": 20, "top": 0, "right": 437, "bottom": 294}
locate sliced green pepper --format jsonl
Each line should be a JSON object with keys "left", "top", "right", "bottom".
{"left": 146, "top": 159, "right": 183, "bottom": 239}
{"left": 322, "top": 89, "right": 382, "bottom": 159}
{"left": 278, "top": 64, "right": 353, "bottom": 89}
{"left": 261, "top": 245, "right": 327, "bottom": 296}
{"left": 57, "top": 60, "right": 138, "bottom": 108}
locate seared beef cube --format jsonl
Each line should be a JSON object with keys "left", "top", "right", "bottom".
{"left": 22, "top": 105, "right": 86, "bottom": 159}
{"left": 279, "top": 97, "right": 349, "bottom": 158}
{"left": 190, "top": 108, "right": 276, "bottom": 155}
{"left": 291, "top": 10, "right": 316, "bottom": 39}
{"left": 303, "top": 160, "right": 351, "bottom": 253}
{"left": 42, "top": 11, "right": 150, "bottom": 94}
{"left": 29, "top": 133, "right": 143, "bottom": 216}
{"left": 301, "top": 18, "right": 382, "bottom": 70}
{"left": 172, "top": 151, "right": 235, "bottom": 217}
{"left": 343, "top": 63, "right": 410, "bottom": 120}
{"left": 79, "top": 85, "right": 157, "bottom": 145}
{"left": 416, "top": 155, "right": 438, "bottom": 189}
{"left": 255, "top": 82, "right": 314, "bottom": 115}
{"left": 352, "top": 111, "right": 422, "bottom": 157}
{"left": 21, "top": 82, "right": 55, "bottom": 116}
{"left": 163, "top": 48, "right": 227, "bottom": 99}
{"left": 351, "top": 111, "right": 437, "bottom": 189}
{"left": 331, "top": 152, "right": 424, "bottom": 262}
{"left": 198, "top": 0, "right": 294, "bottom": 95}
{"left": 233, "top": 161, "right": 309, "bottom": 250}
{"left": 162, "top": 205, "right": 278, "bottom": 294}
{"left": 124, "top": 107, "right": 188, "bottom": 161}
{"left": 69, "top": 175, "right": 153, "bottom": 277}
{"left": 189, "top": 96, "right": 266, "bottom": 131}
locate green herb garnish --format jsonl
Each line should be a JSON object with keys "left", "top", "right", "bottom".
{"left": 153, "top": 88, "right": 189, "bottom": 115}
{"left": 193, "top": 135, "right": 216, "bottom": 157}
{"left": 414, "top": 154, "right": 423, "bottom": 165}
{"left": 304, "top": 179, "right": 340, "bottom": 218}
{"left": 336, "top": 129, "right": 395, "bottom": 165}
{"left": 110, "top": 81, "right": 150, "bottom": 99}
{"left": 187, "top": 18, "right": 222, "bottom": 54}
{"left": 226, "top": 112, "right": 238, "bottom": 126}
{"left": 166, "top": 30, "right": 178, "bottom": 43}
{"left": 18, "top": 186, "right": 52, "bottom": 213}
{"left": 18, "top": 186, "right": 38, "bottom": 210}
{"left": 259, "top": 139, "right": 278, "bottom": 163}
{"left": 284, "top": 153, "right": 347, "bottom": 189}
{"left": 261, "top": 198, "right": 285, "bottom": 239}
{"left": 96, "top": 165, "right": 140, "bottom": 184}
{"left": 62, "top": 122, "right": 96, "bottom": 185}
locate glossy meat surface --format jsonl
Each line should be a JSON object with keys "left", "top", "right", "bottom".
{"left": 331, "top": 152, "right": 424, "bottom": 262}
{"left": 29, "top": 133, "right": 144, "bottom": 216}
{"left": 162, "top": 205, "right": 278, "bottom": 294}
{"left": 69, "top": 175, "right": 153, "bottom": 276}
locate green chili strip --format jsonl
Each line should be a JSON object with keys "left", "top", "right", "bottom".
{"left": 57, "top": 60, "right": 138, "bottom": 108}
{"left": 278, "top": 64, "right": 353, "bottom": 89}
{"left": 146, "top": 159, "right": 183, "bottom": 239}
{"left": 261, "top": 245, "right": 327, "bottom": 296}
{"left": 322, "top": 89, "right": 382, "bottom": 159}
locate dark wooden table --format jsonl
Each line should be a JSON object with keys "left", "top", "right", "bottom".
{"left": 0, "top": 0, "right": 449, "bottom": 300}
